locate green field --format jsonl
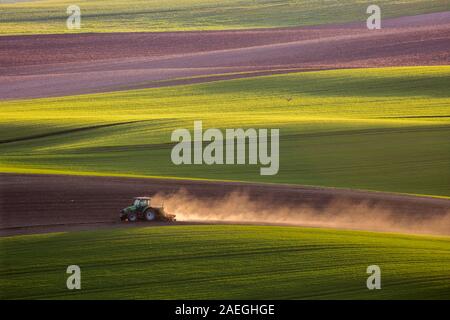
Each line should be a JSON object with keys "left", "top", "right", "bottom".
{"left": 1, "top": 66, "right": 449, "bottom": 197}
{"left": 2, "top": 0, "right": 449, "bottom": 303}
{"left": 1, "top": 225, "right": 449, "bottom": 299}
{"left": 0, "top": 0, "right": 448, "bottom": 35}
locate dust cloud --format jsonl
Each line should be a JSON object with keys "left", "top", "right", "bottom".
{"left": 153, "top": 189, "right": 450, "bottom": 235}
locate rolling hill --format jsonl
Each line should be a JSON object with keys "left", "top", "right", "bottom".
{"left": 1, "top": 225, "right": 449, "bottom": 299}
{"left": 1, "top": 66, "right": 449, "bottom": 196}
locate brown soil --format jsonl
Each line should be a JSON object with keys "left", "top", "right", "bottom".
{"left": 0, "top": 12, "right": 449, "bottom": 99}
{"left": 1, "top": 173, "right": 449, "bottom": 236}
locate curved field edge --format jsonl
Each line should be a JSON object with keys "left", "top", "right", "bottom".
{"left": 1, "top": 168, "right": 449, "bottom": 202}
{"left": 0, "top": 225, "right": 449, "bottom": 299}
{"left": 0, "top": 0, "right": 448, "bottom": 35}
{"left": 1, "top": 66, "right": 449, "bottom": 197}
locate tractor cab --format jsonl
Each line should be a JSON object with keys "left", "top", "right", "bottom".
{"left": 132, "top": 197, "right": 151, "bottom": 209}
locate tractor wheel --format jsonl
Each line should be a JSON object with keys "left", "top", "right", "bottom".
{"left": 127, "top": 212, "right": 138, "bottom": 222}
{"left": 144, "top": 210, "right": 156, "bottom": 221}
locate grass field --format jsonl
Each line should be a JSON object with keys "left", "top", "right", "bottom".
{"left": 1, "top": 66, "right": 449, "bottom": 196}
{"left": 0, "top": 0, "right": 448, "bottom": 35}
{"left": 1, "top": 225, "right": 449, "bottom": 299}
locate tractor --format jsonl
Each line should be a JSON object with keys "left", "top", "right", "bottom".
{"left": 120, "top": 197, "right": 176, "bottom": 222}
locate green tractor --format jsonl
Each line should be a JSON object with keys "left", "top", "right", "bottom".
{"left": 120, "top": 197, "right": 176, "bottom": 222}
